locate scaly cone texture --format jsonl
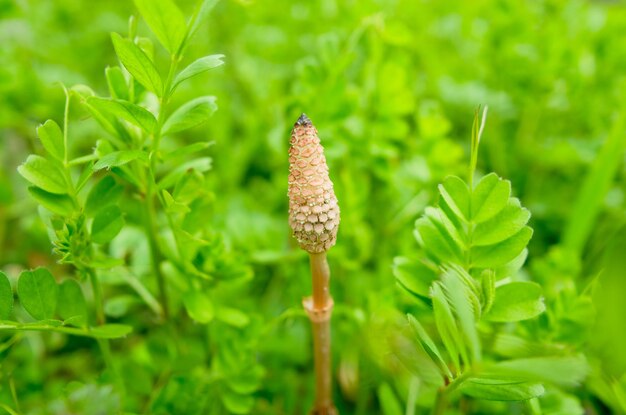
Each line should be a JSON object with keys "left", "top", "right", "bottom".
{"left": 288, "top": 114, "right": 340, "bottom": 254}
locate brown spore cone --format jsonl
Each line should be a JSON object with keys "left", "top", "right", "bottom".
{"left": 288, "top": 114, "right": 340, "bottom": 253}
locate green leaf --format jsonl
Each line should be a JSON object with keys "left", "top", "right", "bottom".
{"left": 89, "top": 324, "right": 133, "bottom": 339}
{"left": 57, "top": 280, "right": 87, "bottom": 326}
{"left": 485, "top": 281, "right": 545, "bottom": 322}
{"left": 17, "top": 268, "right": 58, "bottom": 320}
{"left": 188, "top": 0, "right": 219, "bottom": 40}
{"left": 460, "top": 377, "right": 544, "bottom": 401}
{"left": 105, "top": 66, "right": 129, "bottom": 100}
{"left": 28, "top": 187, "right": 75, "bottom": 216}
{"left": 162, "top": 96, "right": 217, "bottom": 135}
{"left": 389, "top": 331, "right": 443, "bottom": 386}
{"left": 70, "top": 84, "right": 96, "bottom": 99}
{"left": 431, "top": 282, "right": 464, "bottom": 372}
{"left": 17, "top": 155, "right": 67, "bottom": 194}
{"left": 415, "top": 217, "right": 462, "bottom": 264}
{"left": 172, "top": 169, "right": 205, "bottom": 204}
{"left": 407, "top": 314, "right": 453, "bottom": 379}
{"left": 172, "top": 55, "right": 225, "bottom": 91}
{"left": 473, "top": 199, "right": 531, "bottom": 246}
{"left": 471, "top": 173, "right": 511, "bottom": 223}
{"left": 85, "top": 176, "right": 123, "bottom": 216}
{"left": 84, "top": 101, "right": 131, "bottom": 145}
{"left": 442, "top": 268, "right": 481, "bottom": 363}
{"left": 0, "top": 272, "right": 13, "bottom": 320}
{"left": 221, "top": 390, "right": 253, "bottom": 414}
{"left": 93, "top": 150, "right": 148, "bottom": 171}
{"left": 134, "top": 0, "right": 187, "bottom": 55}
{"left": 377, "top": 383, "right": 403, "bottom": 415}
{"left": 183, "top": 291, "right": 214, "bottom": 323}
{"left": 37, "top": 120, "right": 65, "bottom": 162}
{"left": 87, "top": 97, "right": 157, "bottom": 133}
{"left": 111, "top": 32, "right": 163, "bottom": 96}
{"left": 216, "top": 307, "right": 250, "bottom": 328}
{"left": 439, "top": 175, "right": 470, "bottom": 222}
{"left": 487, "top": 355, "right": 589, "bottom": 387}
{"left": 157, "top": 157, "right": 212, "bottom": 190}
{"left": 91, "top": 206, "right": 124, "bottom": 244}
{"left": 472, "top": 226, "right": 533, "bottom": 268}
{"left": 563, "top": 113, "right": 626, "bottom": 256}
{"left": 393, "top": 257, "right": 437, "bottom": 300}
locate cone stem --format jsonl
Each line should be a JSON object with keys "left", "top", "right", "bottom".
{"left": 304, "top": 252, "right": 337, "bottom": 415}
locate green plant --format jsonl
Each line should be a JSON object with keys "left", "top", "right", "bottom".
{"left": 8, "top": 0, "right": 263, "bottom": 413}
{"left": 393, "top": 108, "right": 588, "bottom": 414}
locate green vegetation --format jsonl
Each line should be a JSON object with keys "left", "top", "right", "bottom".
{"left": 0, "top": 0, "right": 625, "bottom": 414}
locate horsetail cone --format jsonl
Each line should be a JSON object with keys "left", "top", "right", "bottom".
{"left": 288, "top": 114, "right": 340, "bottom": 254}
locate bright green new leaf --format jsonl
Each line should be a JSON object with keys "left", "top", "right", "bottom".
{"left": 0, "top": 271, "right": 13, "bottom": 320}
{"left": 221, "top": 390, "right": 254, "bottom": 415}
{"left": 111, "top": 33, "right": 163, "bottom": 96}
{"left": 473, "top": 199, "right": 531, "bottom": 246}
{"left": 134, "top": 0, "right": 187, "bottom": 55}
{"left": 460, "top": 377, "right": 545, "bottom": 401}
{"left": 183, "top": 291, "right": 214, "bottom": 323}
{"left": 17, "top": 155, "right": 67, "bottom": 194}
{"left": 407, "top": 314, "right": 453, "bottom": 379}
{"left": 85, "top": 176, "right": 123, "bottom": 216}
{"left": 472, "top": 226, "right": 533, "bottom": 268}
{"left": 216, "top": 307, "right": 250, "bottom": 328}
{"left": 442, "top": 268, "right": 481, "bottom": 363}
{"left": 91, "top": 205, "right": 124, "bottom": 244}
{"left": 57, "top": 280, "right": 87, "bottom": 326}
{"left": 393, "top": 257, "right": 437, "bottom": 300}
{"left": 188, "top": 0, "right": 219, "bottom": 40}
{"left": 471, "top": 173, "right": 511, "bottom": 223}
{"left": 485, "top": 281, "right": 545, "bottom": 322}
{"left": 415, "top": 217, "right": 462, "bottom": 264}
{"left": 87, "top": 97, "right": 157, "bottom": 133}
{"left": 18, "top": 268, "right": 58, "bottom": 321}
{"left": 37, "top": 120, "right": 65, "bottom": 162}
{"left": 93, "top": 150, "right": 148, "bottom": 171}
{"left": 438, "top": 175, "right": 470, "bottom": 222}
{"left": 105, "top": 66, "right": 129, "bottom": 100}
{"left": 89, "top": 324, "right": 133, "bottom": 339}
{"left": 28, "top": 187, "right": 75, "bottom": 216}
{"left": 431, "top": 282, "right": 463, "bottom": 372}
{"left": 162, "top": 96, "right": 217, "bottom": 135}
{"left": 172, "top": 55, "right": 225, "bottom": 91}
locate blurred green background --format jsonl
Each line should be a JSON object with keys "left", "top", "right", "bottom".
{"left": 1, "top": 0, "right": 625, "bottom": 414}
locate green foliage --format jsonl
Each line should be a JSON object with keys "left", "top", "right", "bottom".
{"left": 0, "top": 272, "right": 13, "bottom": 320}
{"left": 17, "top": 268, "right": 58, "bottom": 320}
{"left": 1, "top": 0, "right": 624, "bottom": 413}
{"left": 395, "top": 110, "right": 587, "bottom": 412}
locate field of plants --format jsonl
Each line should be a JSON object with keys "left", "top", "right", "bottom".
{"left": 1, "top": 0, "right": 625, "bottom": 414}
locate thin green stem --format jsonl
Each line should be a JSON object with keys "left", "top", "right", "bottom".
{"left": 88, "top": 269, "right": 106, "bottom": 325}
{"left": 87, "top": 268, "right": 126, "bottom": 400}
{"left": 141, "top": 53, "right": 182, "bottom": 322}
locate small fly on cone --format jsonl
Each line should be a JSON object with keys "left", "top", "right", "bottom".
{"left": 288, "top": 114, "right": 339, "bottom": 415}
